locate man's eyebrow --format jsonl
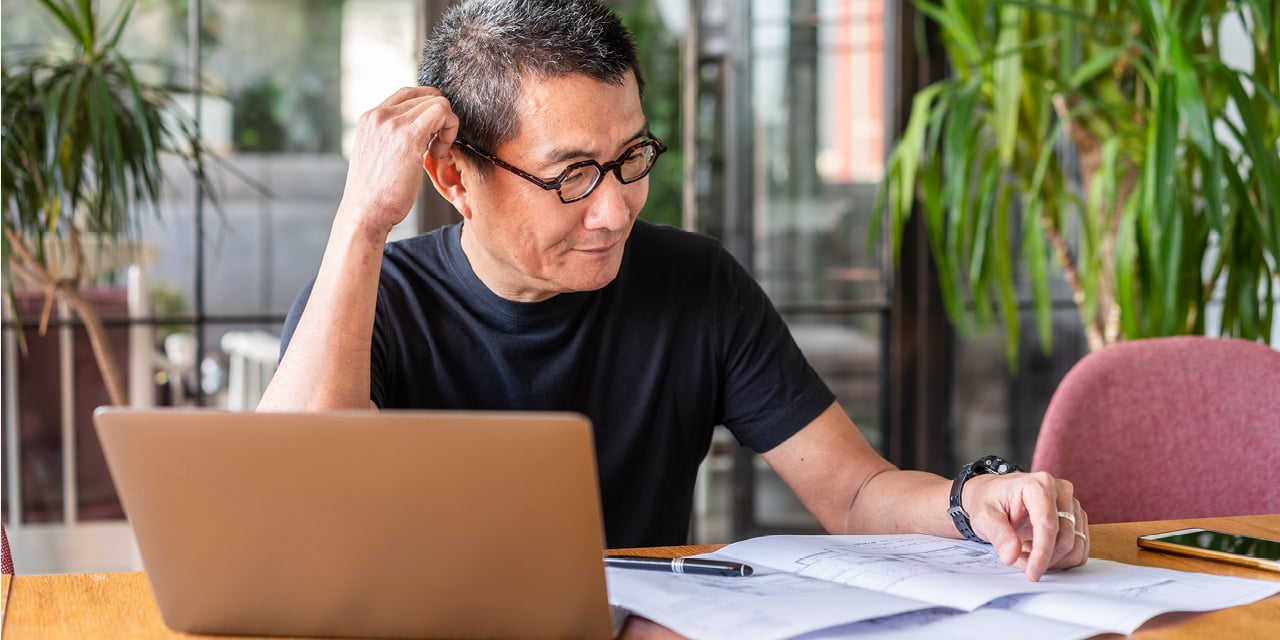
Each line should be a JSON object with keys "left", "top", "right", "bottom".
{"left": 542, "top": 124, "right": 651, "bottom": 166}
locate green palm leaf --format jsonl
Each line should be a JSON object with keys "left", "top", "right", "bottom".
{"left": 877, "top": 0, "right": 1279, "bottom": 359}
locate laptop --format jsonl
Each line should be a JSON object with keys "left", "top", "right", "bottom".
{"left": 93, "top": 408, "right": 617, "bottom": 639}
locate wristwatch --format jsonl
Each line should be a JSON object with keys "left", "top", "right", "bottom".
{"left": 948, "top": 455, "right": 1023, "bottom": 544}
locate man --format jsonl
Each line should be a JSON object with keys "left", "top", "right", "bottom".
{"left": 259, "top": 0, "right": 1088, "bottom": 580}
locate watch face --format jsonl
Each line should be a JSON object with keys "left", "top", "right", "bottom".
{"left": 978, "top": 456, "right": 1021, "bottom": 475}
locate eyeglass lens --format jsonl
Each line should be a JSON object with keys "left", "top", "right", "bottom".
{"left": 558, "top": 141, "right": 660, "bottom": 202}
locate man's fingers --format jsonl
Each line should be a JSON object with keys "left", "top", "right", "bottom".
{"left": 1049, "top": 480, "right": 1083, "bottom": 571}
{"left": 379, "top": 85, "right": 446, "bottom": 108}
{"left": 1053, "top": 504, "right": 1080, "bottom": 560}
{"left": 968, "top": 471, "right": 1090, "bottom": 580}
{"left": 360, "top": 87, "right": 457, "bottom": 146}
{"left": 983, "top": 518, "right": 1025, "bottom": 568}
{"left": 1021, "top": 472, "right": 1063, "bottom": 581}
{"left": 424, "top": 103, "right": 460, "bottom": 159}
{"left": 1050, "top": 504, "right": 1090, "bottom": 571}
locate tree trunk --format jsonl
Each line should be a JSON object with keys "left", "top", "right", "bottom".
{"left": 1052, "top": 98, "right": 1139, "bottom": 351}
{"left": 4, "top": 228, "right": 129, "bottom": 407}
{"left": 55, "top": 284, "right": 128, "bottom": 407}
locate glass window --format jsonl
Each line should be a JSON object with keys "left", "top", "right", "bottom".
{"left": 1, "top": 0, "right": 417, "bottom": 553}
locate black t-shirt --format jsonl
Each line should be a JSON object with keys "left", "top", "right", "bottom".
{"left": 281, "top": 220, "right": 835, "bottom": 547}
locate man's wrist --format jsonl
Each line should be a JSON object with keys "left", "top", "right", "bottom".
{"left": 948, "top": 455, "right": 1023, "bottom": 544}
{"left": 331, "top": 209, "right": 396, "bottom": 250}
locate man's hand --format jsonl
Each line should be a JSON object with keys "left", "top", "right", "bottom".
{"left": 964, "top": 472, "right": 1089, "bottom": 581}
{"left": 336, "top": 86, "right": 460, "bottom": 236}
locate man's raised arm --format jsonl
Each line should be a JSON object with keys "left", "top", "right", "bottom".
{"left": 257, "top": 87, "right": 458, "bottom": 411}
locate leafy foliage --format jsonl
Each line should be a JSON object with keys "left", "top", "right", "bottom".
{"left": 2, "top": 0, "right": 212, "bottom": 253}
{"left": 2, "top": 0, "right": 217, "bottom": 405}
{"left": 877, "top": 0, "right": 1280, "bottom": 362}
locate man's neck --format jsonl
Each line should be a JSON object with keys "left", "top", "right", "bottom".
{"left": 457, "top": 222, "right": 560, "bottom": 303}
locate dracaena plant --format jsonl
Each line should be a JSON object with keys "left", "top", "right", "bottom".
{"left": 878, "top": 0, "right": 1279, "bottom": 362}
{"left": 2, "top": 0, "right": 217, "bottom": 405}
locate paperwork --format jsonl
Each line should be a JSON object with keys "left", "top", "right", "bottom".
{"left": 606, "top": 534, "right": 1280, "bottom": 640}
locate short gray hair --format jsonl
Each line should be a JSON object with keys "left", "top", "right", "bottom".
{"left": 418, "top": 0, "right": 644, "bottom": 171}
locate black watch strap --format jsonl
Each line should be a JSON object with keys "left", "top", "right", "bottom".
{"left": 948, "top": 455, "right": 1023, "bottom": 544}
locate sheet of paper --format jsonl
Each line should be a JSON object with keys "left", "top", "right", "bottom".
{"left": 606, "top": 567, "right": 933, "bottom": 640}
{"left": 790, "top": 607, "right": 1101, "bottom": 640}
{"left": 984, "top": 559, "right": 1280, "bottom": 633}
{"left": 705, "top": 534, "right": 1280, "bottom": 616}
{"left": 706, "top": 534, "right": 1032, "bottom": 610}
{"left": 616, "top": 534, "right": 1280, "bottom": 638}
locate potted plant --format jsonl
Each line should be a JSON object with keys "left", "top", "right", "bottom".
{"left": 878, "top": 0, "right": 1279, "bottom": 361}
{"left": 2, "top": 0, "right": 217, "bottom": 406}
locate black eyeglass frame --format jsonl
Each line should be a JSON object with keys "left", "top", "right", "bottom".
{"left": 452, "top": 134, "right": 668, "bottom": 204}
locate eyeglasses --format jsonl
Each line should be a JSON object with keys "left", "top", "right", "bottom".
{"left": 452, "top": 135, "right": 667, "bottom": 203}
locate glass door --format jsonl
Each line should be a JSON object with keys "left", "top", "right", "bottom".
{"left": 687, "top": 0, "right": 892, "bottom": 540}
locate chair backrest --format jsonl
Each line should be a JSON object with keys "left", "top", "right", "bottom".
{"left": 2, "top": 522, "right": 13, "bottom": 575}
{"left": 1032, "top": 336, "right": 1280, "bottom": 524}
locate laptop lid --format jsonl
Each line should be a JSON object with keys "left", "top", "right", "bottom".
{"left": 93, "top": 408, "right": 614, "bottom": 640}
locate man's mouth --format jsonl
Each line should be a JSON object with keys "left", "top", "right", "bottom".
{"left": 577, "top": 239, "right": 620, "bottom": 254}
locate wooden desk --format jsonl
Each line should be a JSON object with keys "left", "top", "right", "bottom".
{"left": 3, "top": 515, "right": 1277, "bottom": 639}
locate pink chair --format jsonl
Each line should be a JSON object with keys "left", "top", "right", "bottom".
{"left": 2, "top": 522, "right": 13, "bottom": 575}
{"left": 1032, "top": 336, "right": 1280, "bottom": 524}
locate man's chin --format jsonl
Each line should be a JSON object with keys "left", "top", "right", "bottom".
{"left": 559, "top": 261, "right": 623, "bottom": 293}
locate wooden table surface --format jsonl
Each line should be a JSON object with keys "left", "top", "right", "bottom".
{"left": 3, "top": 514, "right": 1277, "bottom": 639}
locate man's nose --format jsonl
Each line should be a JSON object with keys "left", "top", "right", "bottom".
{"left": 582, "top": 174, "right": 630, "bottom": 231}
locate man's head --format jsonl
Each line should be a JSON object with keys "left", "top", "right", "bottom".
{"left": 418, "top": 0, "right": 658, "bottom": 303}
{"left": 419, "top": 0, "right": 644, "bottom": 166}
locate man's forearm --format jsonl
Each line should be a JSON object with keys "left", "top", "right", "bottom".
{"left": 257, "top": 217, "right": 388, "bottom": 411}
{"left": 844, "top": 468, "right": 961, "bottom": 538}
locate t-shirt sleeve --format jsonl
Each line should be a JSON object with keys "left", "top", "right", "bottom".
{"left": 278, "top": 278, "right": 313, "bottom": 363}
{"left": 367, "top": 287, "right": 392, "bottom": 409}
{"left": 713, "top": 248, "right": 836, "bottom": 453}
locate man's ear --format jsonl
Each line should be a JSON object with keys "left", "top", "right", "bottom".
{"left": 423, "top": 149, "right": 474, "bottom": 220}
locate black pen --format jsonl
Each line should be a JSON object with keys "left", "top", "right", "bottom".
{"left": 605, "top": 555, "right": 753, "bottom": 577}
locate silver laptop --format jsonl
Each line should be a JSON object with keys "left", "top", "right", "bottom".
{"left": 93, "top": 408, "right": 616, "bottom": 639}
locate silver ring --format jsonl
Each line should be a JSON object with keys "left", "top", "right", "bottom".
{"left": 1074, "top": 530, "right": 1087, "bottom": 540}
{"left": 1057, "top": 510, "right": 1077, "bottom": 527}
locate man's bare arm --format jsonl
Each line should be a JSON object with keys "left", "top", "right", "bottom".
{"left": 257, "top": 87, "right": 459, "bottom": 411}
{"left": 762, "top": 401, "right": 1088, "bottom": 581}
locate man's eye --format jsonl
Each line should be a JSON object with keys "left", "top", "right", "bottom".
{"left": 562, "top": 171, "right": 587, "bottom": 186}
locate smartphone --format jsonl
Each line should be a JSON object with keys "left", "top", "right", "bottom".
{"left": 1137, "top": 528, "right": 1280, "bottom": 573}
